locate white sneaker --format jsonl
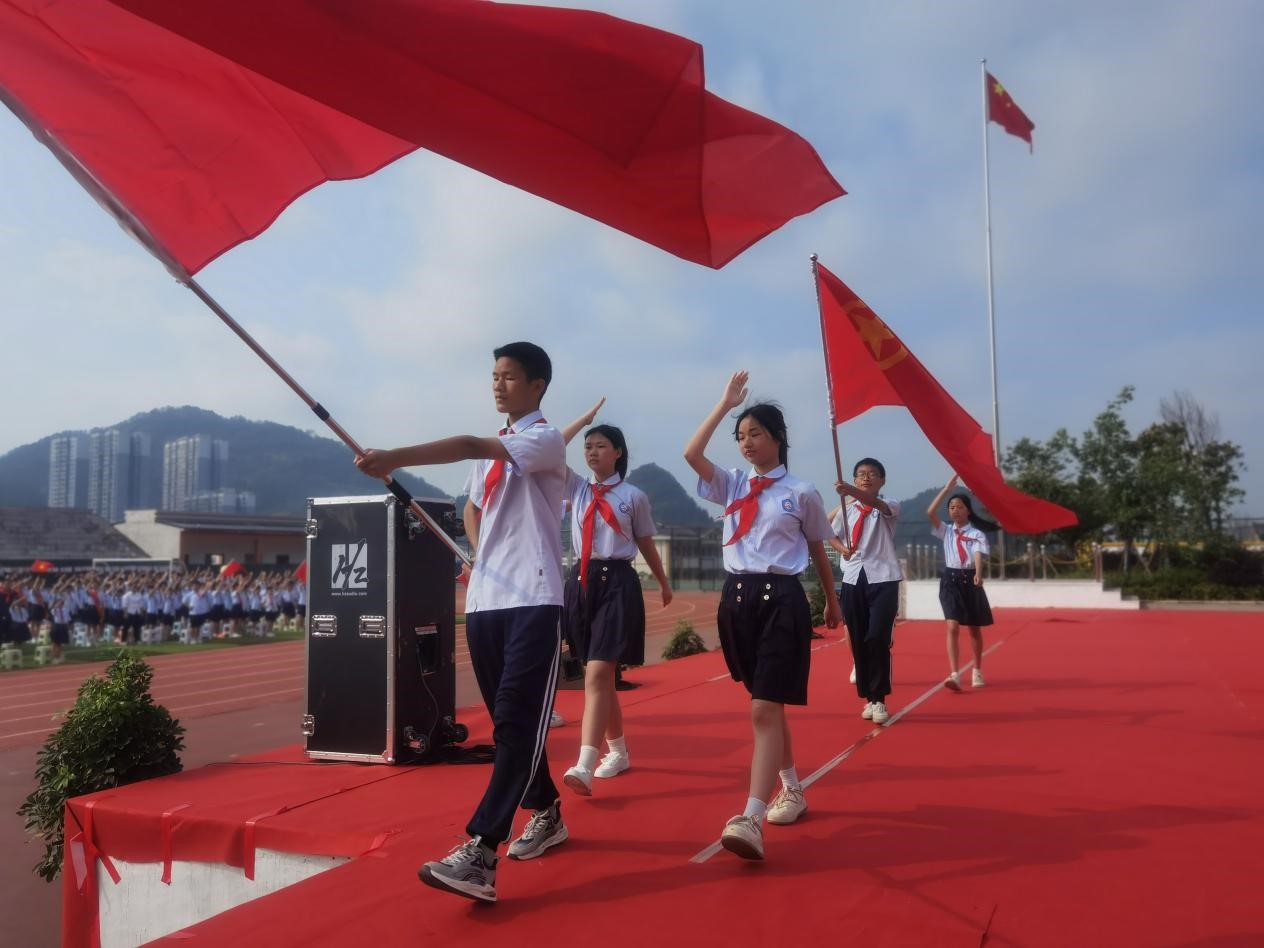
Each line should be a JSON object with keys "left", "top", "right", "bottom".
{"left": 944, "top": 673, "right": 962, "bottom": 692}
{"left": 972, "top": 670, "right": 986, "bottom": 688}
{"left": 766, "top": 786, "right": 807, "bottom": 825}
{"left": 563, "top": 764, "right": 593, "bottom": 796}
{"left": 870, "top": 701, "right": 890, "bottom": 725}
{"left": 861, "top": 702, "right": 875, "bottom": 720}
{"left": 849, "top": 664, "right": 857, "bottom": 684}
{"left": 549, "top": 710, "right": 565, "bottom": 728}
{"left": 593, "top": 751, "right": 630, "bottom": 778}
{"left": 720, "top": 815, "right": 764, "bottom": 860}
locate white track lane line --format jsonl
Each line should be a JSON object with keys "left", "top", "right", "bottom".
{"left": 0, "top": 664, "right": 307, "bottom": 717}
{"left": 690, "top": 640, "right": 1006, "bottom": 864}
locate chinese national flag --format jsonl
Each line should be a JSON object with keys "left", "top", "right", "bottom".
{"left": 986, "top": 71, "right": 1035, "bottom": 149}
{"left": 0, "top": 0, "right": 842, "bottom": 274}
{"left": 816, "top": 262, "right": 1076, "bottom": 534}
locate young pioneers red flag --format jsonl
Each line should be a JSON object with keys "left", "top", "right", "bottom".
{"left": 986, "top": 71, "right": 1035, "bottom": 149}
{"left": 816, "top": 262, "right": 1076, "bottom": 534}
{"left": 0, "top": 0, "right": 843, "bottom": 274}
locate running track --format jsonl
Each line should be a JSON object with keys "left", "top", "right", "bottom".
{"left": 0, "top": 590, "right": 718, "bottom": 753}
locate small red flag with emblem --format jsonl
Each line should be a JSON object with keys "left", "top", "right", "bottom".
{"left": 986, "top": 71, "right": 1034, "bottom": 149}
{"left": 816, "top": 261, "right": 1075, "bottom": 534}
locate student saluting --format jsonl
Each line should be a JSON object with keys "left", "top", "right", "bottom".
{"left": 557, "top": 399, "right": 673, "bottom": 797}
{"left": 927, "top": 474, "right": 996, "bottom": 690}
{"left": 685, "top": 370, "right": 841, "bottom": 861}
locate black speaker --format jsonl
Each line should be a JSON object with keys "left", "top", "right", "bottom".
{"left": 302, "top": 494, "right": 467, "bottom": 763}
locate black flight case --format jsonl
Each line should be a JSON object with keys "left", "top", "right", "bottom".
{"left": 302, "top": 493, "right": 468, "bottom": 763}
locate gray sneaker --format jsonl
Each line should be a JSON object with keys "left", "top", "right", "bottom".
{"left": 418, "top": 838, "right": 497, "bottom": 903}
{"left": 507, "top": 803, "right": 568, "bottom": 861}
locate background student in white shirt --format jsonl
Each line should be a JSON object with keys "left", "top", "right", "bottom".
{"left": 685, "top": 370, "right": 841, "bottom": 862}
{"left": 927, "top": 474, "right": 997, "bottom": 690}
{"left": 356, "top": 341, "right": 568, "bottom": 904}
{"left": 556, "top": 401, "right": 673, "bottom": 797}
{"left": 831, "top": 457, "right": 903, "bottom": 726}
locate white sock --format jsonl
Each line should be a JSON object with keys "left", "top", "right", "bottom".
{"left": 742, "top": 797, "right": 767, "bottom": 822}
{"left": 577, "top": 745, "right": 599, "bottom": 771}
{"left": 779, "top": 766, "right": 801, "bottom": 791}
{"left": 607, "top": 735, "right": 627, "bottom": 757}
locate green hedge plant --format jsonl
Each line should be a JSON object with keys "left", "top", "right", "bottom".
{"left": 18, "top": 651, "right": 185, "bottom": 881}
{"left": 662, "top": 620, "right": 708, "bottom": 661}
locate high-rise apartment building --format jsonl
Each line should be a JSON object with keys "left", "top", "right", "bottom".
{"left": 47, "top": 435, "right": 88, "bottom": 509}
{"left": 86, "top": 429, "right": 125, "bottom": 522}
{"left": 162, "top": 436, "right": 229, "bottom": 511}
{"left": 84, "top": 429, "right": 154, "bottom": 522}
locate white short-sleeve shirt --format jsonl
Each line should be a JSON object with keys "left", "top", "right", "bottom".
{"left": 566, "top": 470, "right": 655, "bottom": 560}
{"left": 698, "top": 464, "right": 833, "bottom": 575}
{"left": 834, "top": 498, "right": 904, "bottom": 585}
{"left": 933, "top": 522, "right": 990, "bottom": 569}
{"left": 465, "top": 410, "right": 566, "bottom": 612}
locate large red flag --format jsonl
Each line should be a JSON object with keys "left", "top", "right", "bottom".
{"left": 816, "top": 262, "right": 1076, "bottom": 534}
{"left": 0, "top": 0, "right": 843, "bottom": 274}
{"left": 986, "top": 71, "right": 1035, "bottom": 149}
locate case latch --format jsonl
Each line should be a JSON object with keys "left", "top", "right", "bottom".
{"left": 311, "top": 614, "right": 337, "bottom": 637}
{"left": 359, "top": 615, "right": 386, "bottom": 639}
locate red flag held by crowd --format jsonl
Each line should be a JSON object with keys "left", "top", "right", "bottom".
{"left": 986, "top": 71, "right": 1035, "bottom": 149}
{"left": 0, "top": 0, "right": 842, "bottom": 273}
{"left": 816, "top": 262, "right": 1076, "bottom": 534}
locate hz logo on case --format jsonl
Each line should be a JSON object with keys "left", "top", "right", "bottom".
{"left": 331, "top": 540, "right": 369, "bottom": 590}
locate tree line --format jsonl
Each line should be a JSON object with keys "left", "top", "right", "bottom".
{"left": 1003, "top": 387, "right": 1248, "bottom": 576}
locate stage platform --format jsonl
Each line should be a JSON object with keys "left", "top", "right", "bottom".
{"left": 63, "top": 609, "right": 1264, "bottom": 947}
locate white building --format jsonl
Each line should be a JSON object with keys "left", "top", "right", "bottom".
{"left": 162, "top": 435, "right": 229, "bottom": 511}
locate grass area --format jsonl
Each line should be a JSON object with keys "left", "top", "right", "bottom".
{"left": 1, "top": 626, "right": 305, "bottom": 672}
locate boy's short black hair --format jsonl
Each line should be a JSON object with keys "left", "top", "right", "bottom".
{"left": 494, "top": 341, "right": 552, "bottom": 392}
{"left": 853, "top": 457, "right": 886, "bottom": 479}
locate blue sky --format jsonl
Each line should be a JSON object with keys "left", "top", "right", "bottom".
{"left": 2, "top": 0, "right": 1260, "bottom": 515}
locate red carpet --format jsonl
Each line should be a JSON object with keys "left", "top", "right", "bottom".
{"left": 62, "top": 610, "right": 1264, "bottom": 946}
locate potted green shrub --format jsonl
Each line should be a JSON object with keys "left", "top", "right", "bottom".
{"left": 17, "top": 651, "right": 185, "bottom": 880}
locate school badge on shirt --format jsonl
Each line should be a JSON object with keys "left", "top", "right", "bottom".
{"left": 618, "top": 501, "right": 630, "bottom": 514}
{"left": 781, "top": 498, "right": 795, "bottom": 512}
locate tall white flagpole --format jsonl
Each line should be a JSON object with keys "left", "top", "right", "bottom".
{"left": 981, "top": 58, "right": 1007, "bottom": 578}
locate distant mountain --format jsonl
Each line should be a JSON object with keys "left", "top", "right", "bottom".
{"left": 0, "top": 406, "right": 448, "bottom": 516}
{"left": 626, "top": 463, "right": 711, "bottom": 527}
